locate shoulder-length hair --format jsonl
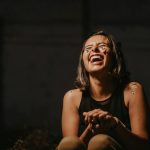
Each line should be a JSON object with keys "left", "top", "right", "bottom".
{"left": 75, "top": 30, "right": 130, "bottom": 90}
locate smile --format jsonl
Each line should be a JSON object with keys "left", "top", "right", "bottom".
{"left": 89, "top": 54, "right": 104, "bottom": 63}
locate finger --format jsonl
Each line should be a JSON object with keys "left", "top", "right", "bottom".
{"left": 95, "top": 124, "right": 100, "bottom": 129}
{"left": 91, "top": 129, "right": 95, "bottom": 134}
{"left": 87, "top": 109, "right": 98, "bottom": 116}
{"left": 89, "top": 109, "right": 101, "bottom": 115}
{"left": 85, "top": 115, "right": 89, "bottom": 124}
{"left": 91, "top": 118, "right": 101, "bottom": 125}
{"left": 98, "top": 112, "right": 108, "bottom": 119}
{"left": 84, "top": 112, "right": 93, "bottom": 123}
{"left": 91, "top": 112, "right": 101, "bottom": 124}
{"left": 84, "top": 115, "right": 88, "bottom": 123}
{"left": 105, "top": 115, "right": 117, "bottom": 128}
{"left": 105, "top": 115, "right": 112, "bottom": 120}
{"left": 87, "top": 114, "right": 92, "bottom": 123}
{"left": 83, "top": 112, "right": 87, "bottom": 116}
{"left": 85, "top": 109, "right": 103, "bottom": 123}
{"left": 83, "top": 112, "right": 89, "bottom": 124}
{"left": 92, "top": 111, "right": 101, "bottom": 117}
{"left": 85, "top": 110, "right": 99, "bottom": 123}
{"left": 89, "top": 110, "right": 106, "bottom": 124}
{"left": 89, "top": 109, "right": 103, "bottom": 119}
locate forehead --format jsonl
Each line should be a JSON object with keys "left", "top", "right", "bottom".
{"left": 85, "top": 35, "right": 109, "bottom": 46}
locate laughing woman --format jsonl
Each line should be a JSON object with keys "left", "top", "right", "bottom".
{"left": 57, "top": 30, "right": 150, "bottom": 150}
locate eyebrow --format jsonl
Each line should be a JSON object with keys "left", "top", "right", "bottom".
{"left": 84, "top": 42, "right": 108, "bottom": 48}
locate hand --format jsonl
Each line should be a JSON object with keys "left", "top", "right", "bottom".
{"left": 83, "top": 109, "right": 118, "bottom": 134}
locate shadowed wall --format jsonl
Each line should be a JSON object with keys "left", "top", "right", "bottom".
{"left": 0, "top": 0, "right": 150, "bottom": 149}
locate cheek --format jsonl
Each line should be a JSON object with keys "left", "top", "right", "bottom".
{"left": 82, "top": 53, "right": 88, "bottom": 64}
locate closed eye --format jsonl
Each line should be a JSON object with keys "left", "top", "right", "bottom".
{"left": 84, "top": 46, "right": 92, "bottom": 52}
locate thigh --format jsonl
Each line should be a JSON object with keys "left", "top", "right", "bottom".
{"left": 88, "top": 134, "right": 124, "bottom": 150}
{"left": 57, "top": 136, "right": 86, "bottom": 150}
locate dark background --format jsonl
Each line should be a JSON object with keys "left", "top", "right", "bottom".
{"left": 0, "top": 0, "right": 150, "bottom": 149}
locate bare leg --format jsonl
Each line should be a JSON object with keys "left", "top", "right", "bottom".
{"left": 88, "top": 134, "right": 123, "bottom": 150}
{"left": 57, "top": 136, "right": 86, "bottom": 150}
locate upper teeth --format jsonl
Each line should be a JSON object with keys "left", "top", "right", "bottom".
{"left": 91, "top": 55, "right": 101, "bottom": 61}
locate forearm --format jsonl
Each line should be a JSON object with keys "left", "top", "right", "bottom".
{"left": 114, "top": 118, "right": 150, "bottom": 150}
{"left": 79, "top": 123, "right": 93, "bottom": 145}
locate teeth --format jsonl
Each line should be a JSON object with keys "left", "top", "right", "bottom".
{"left": 92, "top": 55, "right": 101, "bottom": 59}
{"left": 90, "top": 55, "right": 102, "bottom": 62}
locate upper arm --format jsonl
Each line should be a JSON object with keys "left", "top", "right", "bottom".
{"left": 62, "top": 89, "right": 81, "bottom": 137}
{"left": 125, "top": 82, "right": 149, "bottom": 140}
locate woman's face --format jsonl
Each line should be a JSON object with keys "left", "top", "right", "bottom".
{"left": 82, "top": 35, "right": 112, "bottom": 75}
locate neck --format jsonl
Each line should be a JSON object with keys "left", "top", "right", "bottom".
{"left": 89, "top": 74, "right": 116, "bottom": 101}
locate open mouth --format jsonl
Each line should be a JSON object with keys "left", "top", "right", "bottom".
{"left": 90, "top": 54, "right": 104, "bottom": 63}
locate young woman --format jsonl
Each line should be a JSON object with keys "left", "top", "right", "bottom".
{"left": 57, "top": 30, "right": 150, "bottom": 150}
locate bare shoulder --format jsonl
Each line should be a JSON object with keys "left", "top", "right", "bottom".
{"left": 126, "top": 81, "right": 143, "bottom": 89}
{"left": 63, "top": 88, "right": 83, "bottom": 108}
{"left": 64, "top": 88, "right": 82, "bottom": 99}
{"left": 124, "top": 81, "right": 144, "bottom": 107}
{"left": 124, "top": 81, "right": 143, "bottom": 94}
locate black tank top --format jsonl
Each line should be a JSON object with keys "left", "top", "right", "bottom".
{"left": 78, "top": 86, "right": 130, "bottom": 142}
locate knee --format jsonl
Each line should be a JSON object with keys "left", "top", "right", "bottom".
{"left": 57, "top": 136, "right": 86, "bottom": 150}
{"left": 88, "top": 134, "right": 117, "bottom": 150}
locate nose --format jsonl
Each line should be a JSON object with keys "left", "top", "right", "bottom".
{"left": 91, "top": 45, "right": 99, "bottom": 52}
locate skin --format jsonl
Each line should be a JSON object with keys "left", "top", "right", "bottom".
{"left": 62, "top": 35, "right": 150, "bottom": 149}
{"left": 83, "top": 35, "right": 111, "bottom": 76}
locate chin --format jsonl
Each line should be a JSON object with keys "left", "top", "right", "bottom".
{"left": 89, "top": 67, "right": 106, "bottom": 74}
